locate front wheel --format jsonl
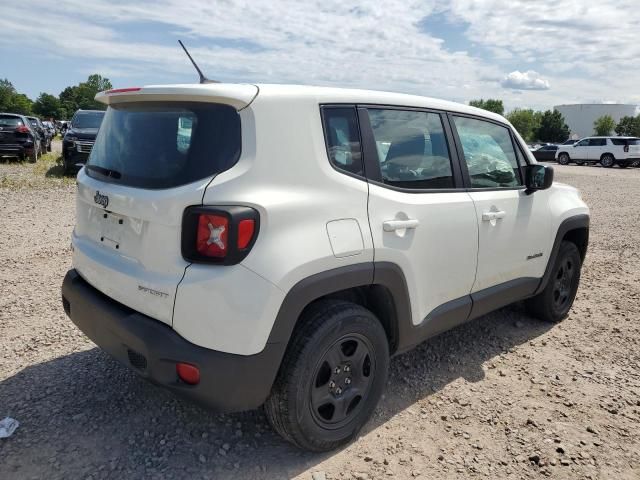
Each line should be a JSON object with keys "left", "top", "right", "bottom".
{"left": 557, "top": 153, "right": 570, "bottom": 165}
{"left": 265, "top": 300, "right": 389, "bottom": 451}
{"left": 600, "top": 154, "right": 615, "bottom": 168}
{"left": 526, "top": 241, "right": 582, "bottom": 323}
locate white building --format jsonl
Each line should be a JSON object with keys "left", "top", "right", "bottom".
{"left": 554, "top": 104, "right": 639, "bottom": 139}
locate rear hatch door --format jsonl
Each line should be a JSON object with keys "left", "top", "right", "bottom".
{"left": 0, "top": 115, "right": 30, "bottom": 147}
{"left": 72, "top": 88, "right": 251, "bottom": 325}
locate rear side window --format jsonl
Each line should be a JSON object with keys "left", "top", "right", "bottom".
{"left": 321, "top": 107, "right": 364, "bottom": 177}
{"left": 452, "top": 116, "right": 522, "bottom": 188}
{"left": 367, "top": 109, "right": 454, "bottom": 189}
{"left": 87, "top": 102, "right": 241, "bottom": 189}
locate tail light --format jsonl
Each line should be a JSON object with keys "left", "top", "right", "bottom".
{"left": 182, "top": 206, "right": 259, "bottom": 264}
{"left": 15, "top": 125, "right": 30, "bottom": 133}
{"left": 176, "top": 362, "right": 200, "bottom": 385}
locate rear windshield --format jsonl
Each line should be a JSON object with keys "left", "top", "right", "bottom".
{"left": 0, "top": 115, "right": 25, "bottom": 127}
{"left": 86, "top": 102, "right": 241, "bottom": 189}
{"left": 72, "top": 111, "right": 105, "bottom": 129}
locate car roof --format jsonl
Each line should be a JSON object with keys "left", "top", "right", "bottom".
{"left": 97, "top": 82, "right": 508, "bottom": 123}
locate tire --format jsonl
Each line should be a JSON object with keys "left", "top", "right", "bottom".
{"left": 526, "top": 241, "right": 582, "bottom": 323}
{"left": 29, "top": 145, "right": 39, "bottom": 163}
{"left": 265, "top": 300, "right": 389, "bottom": 452}
{"left": 574, "top": 158, "right": 585, "bottom": 166}
{"left": 47, "top": 140, "right": 52, "bottom": 152}
{"left": 557, "top": 153, "right": 570, "bottom": 165}
{"left": 618, "top": 162, "right": 629, "bottom": 169}
{"left": 600, "top": 154, "right": 615, "bottom": 168}
{"left": 631, "top": 160, "right": 640, "bottom": 168}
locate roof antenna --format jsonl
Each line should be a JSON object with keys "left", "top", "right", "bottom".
{"left": 178, "top": 40, "right": 218, "bottom": 84}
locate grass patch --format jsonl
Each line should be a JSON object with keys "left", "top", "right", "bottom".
{"left": 0, "top": 150, "right": 76, "bottom": 189}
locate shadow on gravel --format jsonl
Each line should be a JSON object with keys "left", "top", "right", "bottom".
{"left": 44, "top": 156, "right": 68, "bottom": 178}
{"left": 0, "top": 304, "right": 552, "bottom": 480}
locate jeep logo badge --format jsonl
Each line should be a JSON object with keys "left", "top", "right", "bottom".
{"left": 94, "top": 191, "right": 109, "bottom": 208}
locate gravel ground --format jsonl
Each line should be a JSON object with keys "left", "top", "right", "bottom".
{"left": 1, "top": 149, "right": 639, "bottom": 479}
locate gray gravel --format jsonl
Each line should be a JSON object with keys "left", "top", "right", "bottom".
{"left": 1, "top": 155, "right": 639, "bottom": 479}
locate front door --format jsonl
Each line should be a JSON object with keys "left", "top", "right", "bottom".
{"left": 449, "top": 114, "right": 551, "bottom": 295}
{"left": 362, "top": 107, "right": 478, "bottom": 327}
{"left": 572, "top": 138, "right": 590, "bottom": 161}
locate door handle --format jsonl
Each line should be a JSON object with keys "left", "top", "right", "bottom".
{"left": 482, "top": 210, "right": 506, "bottom": 221}
{"left": 383, "top": 219, "right": 419, "bottom": 232}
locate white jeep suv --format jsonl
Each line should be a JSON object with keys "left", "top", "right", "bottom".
{"left": 555, "top": 136, "right": 640, "bottom": 167}
{"left": 61, "top": 83, "right": 589, "bottom": 451}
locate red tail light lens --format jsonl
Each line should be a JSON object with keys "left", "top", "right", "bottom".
{"left": 237, "top": 219, "right": 255, "bottom": 250}
{"left": 182, "top": 206, "right": 260, "bottom": 265}
{"left": 176, "top": 362, "right": 200, "bottom": 385}
{"left": 106, "top": 87, "right": 142, "bottom": 94}
{"left": 196, "top": 214, "right": 228, "bottom": 257}
{"left": 15, "top": 125, "right": 30, "bottom": 133}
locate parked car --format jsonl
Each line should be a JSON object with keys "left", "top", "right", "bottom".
{"left": 27, "top": 116, "right": 52, "bottom": 153}
{"left": 0, "top": 112, "right": 41, "bottom": 162}
{"left": 62, "top": 110, "right": 105, "bottom": 173}
{"left": 555, "top": 136, "right": 640, "bottom": 167}
{"left": 61, "top": 83, "right": 589, "bottom": 452}
{"left": 532, "top": 144, "right": 559, "bottom": 161}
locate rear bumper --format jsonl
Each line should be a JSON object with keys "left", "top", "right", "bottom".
{"left": 0, "top": 145, "right": 30, "bottom": 156}
{"left": 61, "top": 269, "right": 282, "bottom": 412}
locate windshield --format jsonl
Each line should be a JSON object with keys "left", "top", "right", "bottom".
{"left": 86, "top": 102, "right": 241, "bottom": 189}
{"left": 72, "top": 111, "right": 105, "bottom": 129}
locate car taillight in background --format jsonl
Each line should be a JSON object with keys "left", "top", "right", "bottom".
{"left": 182, "top": 206, "right": 259, "bottom": 264}
{"left": 15, "top": 125, "right": 30, "bottom": 133}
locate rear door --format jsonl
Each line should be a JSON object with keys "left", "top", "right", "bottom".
{"left": 0, "top": 115, "right": 28, "bottom": 147}
{"left": 361, "top": 106, "right": 478, "bottom": 329}
{"left": 587, "top": 138, "right": 607, "bottom": 161}
{"left": 72, "top": 100, "right": 243, "bottom": 325}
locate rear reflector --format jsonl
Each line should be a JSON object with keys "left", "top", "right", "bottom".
{"left": 176, "top": 363, "right": 200, "bottom": 385}
{"left": 196, "top": 214, "right": 228, "bottom": 257}
{"left": 106, "top": 87, "right": 142, "bottom": 94}
{"left": 237, "top": 219, "right": 255, "bottom": 250}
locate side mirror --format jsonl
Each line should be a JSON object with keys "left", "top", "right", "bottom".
{"left": 524, "top": 164, "right": 553, "bottom": 194}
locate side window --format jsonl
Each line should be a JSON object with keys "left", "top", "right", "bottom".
{"left": 367, "top": 109, "right": 454, "bottom": 189}
{"left": 575, "top": 139, "right": 589, "bottom": 147}
{"left": 452, "top": 116, "right": 522, "bottom": 188}
{"left": 588, "top": 138, "right": 606, "bottom": 146}
{"left": 321, "top": 107, "right": 363, "bottom": 177}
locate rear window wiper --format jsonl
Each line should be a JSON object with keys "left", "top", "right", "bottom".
{"left": 85, "top": 164, "right": 122, "bottom": 179}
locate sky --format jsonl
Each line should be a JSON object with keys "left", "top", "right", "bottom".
{"left": 1, "top": 0, "right": 639, "bottom": 112}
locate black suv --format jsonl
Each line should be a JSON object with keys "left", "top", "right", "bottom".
{"left": 0, "top": 113, "right": 40, "bottom": 162}
{"left": 27, "top": 116, "right": 52, "bottom": 153}
{"left": 63, "top": 110, "right": 105, "bottom": 173}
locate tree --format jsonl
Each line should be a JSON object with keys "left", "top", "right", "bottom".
{"left": 506, "top": 108, "right": 540, "bottom": 142}
{"left": 0, "top": 79, "right": 32, "bottom": 115}
{"left": 33, "top": 93, "right": 65, "bottom": 119}
{"left": 0, "top": 79, "right": 16, "bottom": 112}
{"left": 615, "top": 115, "right": 640, "bottom": 137}
{"left": 593, "top": 115, "right": 616, "bottom": 136}
{"left": 535, "top": 110, "right": 570, "bottom": 143}
{"left": 59, "top": 74, "right": 113, "bottom": 113}
{"left": 469, "top": 98, "right": 504, "bottom": 116}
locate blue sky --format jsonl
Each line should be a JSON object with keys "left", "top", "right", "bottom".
{"left": 2, "top": 0, "right": 639, "bottom": 112}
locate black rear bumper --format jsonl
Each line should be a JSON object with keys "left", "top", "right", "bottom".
{"left": 61, "top": 269, "right": 282, "bottom": 412}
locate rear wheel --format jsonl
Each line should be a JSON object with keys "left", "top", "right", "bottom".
{"left": 600, "top": 154, "right": 615, "bottom": 168}
{"left": 46, "top": 139, "right": 52, "bottom": 152}
{"left": 557, "top": 153, "right": 570, "bottom": 165}
{"left": 526, "top": 241, "right": 582, "bottom": 323}
{"left": 28, "top": 144, "right": 39, "bottom": 163}
{"left": 265, "top": 300, "right": 389, "bottom": 451}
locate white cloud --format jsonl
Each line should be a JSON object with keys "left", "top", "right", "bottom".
{"left": 0, "top": 0, "right": 638, "bottom": 109}
{"left": 501, "top": 70, "right": 550, "bottom": 90}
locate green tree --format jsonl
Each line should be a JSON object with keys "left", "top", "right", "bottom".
{"left": 535, "top": 110, "right": 570, "bottom": 143}
{"left": 615, "top": 115, "right": 640, "bottom": 137}
{"left": 6, "top": 93, "right": 33, "bottom": 115}
{"left": 59, "top": 74, "right": 113, "bottom": 114}
{"left": 469, "top": 98, "right": 504, "bottom": 116}
{"left": 593, "top": 115, "right": 616, "bottom": 136}
{"left": 506, "top": 108, "right": 539, "bottom": 142}
{"left": 0, "top": 78, "right": 16, "bottom": 112}
{"left": 33, "top": 93, "right": 65, "bottom": 119}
